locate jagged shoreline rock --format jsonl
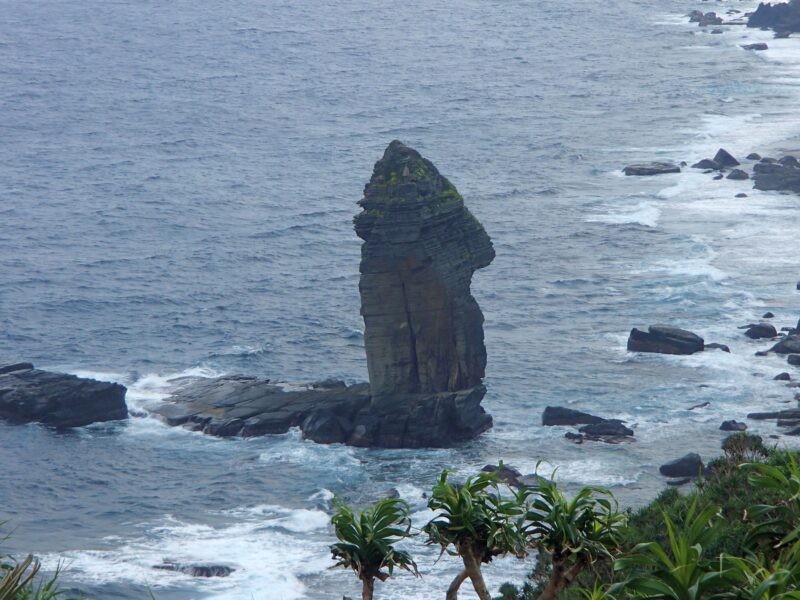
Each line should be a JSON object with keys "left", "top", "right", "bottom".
{"left": 0, "top": 362, "right": 128, "bottom": 427}
{"left": 627, "top": 325, "right": 704, "bottom": 355}
{"left": 748, "top": 0, "right": 800, "bottom": 33}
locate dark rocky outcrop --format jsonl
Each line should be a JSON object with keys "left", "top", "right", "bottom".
{"left": 542, "top": 406, "right": 605, "bottom": 426}
{"left": 578, "top": 421, "right": 634, "bottom": 437}
{"left": 745, "top": 323, "right": 778, "bottom": 339}
{"left": 720, "top": 420, "right": 747, "bottom": 431}
{"left": 481, "top": 464, "right": 550, "bottom": 489}
{"left": 706, "top": 343, "right": 731, "bottom": 353}
{"left": 775, "top": 372, "right": 792, "bottom": 380}
{"left": 748, "top": 0, "right": 800, "bottom": 33}
{"left": 747, "top": 153, "right": 763, "bottom": 160}
{"left": 789, "top": 354, "right": 800, "bottom": 366}
{"left": 769, "top": 335, "right": 800, "bottom": 354}
{"left": 0, "top": 362, "right": 127, "bottom": 428}
{"left": 153, "top": 561, "right": 234, "bottom": 578}
{"left": 659, "top": 453, "right": 704, "bottom": 477}
{"left": 691, "top": 159, "right": 721, "bottom": 170}
{"left": 153, "top": 142, "right": 495, "bottom": 448}
{"left": 780, "top": 155, "right": 800, "bottom": 167}
{"left": 354, "top": 141, "right": 495, "bottom": 442}
{"left": 727, "top": 169, "right": 750, "bottom": 180}
{"left": 714, "top": 148, "right": 740, "bottom": 167}
{"left": 748, "top": 408, "right": 800, "bottom": 420}
{"left": 153, "top": 374, "right": 490, "bottom": 448}
{"left": 627, "top": 325, "right": 704, "bottom": 355}
{"left": 763, "top": 312, "right": 775, "bottom": 319}
{"left": 742, "top": 42, "right": 770, "bottom": 50}
{"left": 753, "top": 158, "right": 800, "bottom": 193}
{"left": 623, "top": 162, "right": 681, "bottom": 176}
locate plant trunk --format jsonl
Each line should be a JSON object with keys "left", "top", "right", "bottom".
{"left": 537, "top": 558, "right": 586, "bottom": 600}
{"left": 446, "top": 569, "right": 468, "bottom": 600}
{"left": 361, "top": 576, "right": 374, "bottom": 600}
{"left": 461, "top": 546, "right": 492, "bottom": 600}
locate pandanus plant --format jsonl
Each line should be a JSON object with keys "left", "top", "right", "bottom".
{"left": 0, "top": 553, "right": 66, "bottom": 600}
{"left": 330, "top": 496, "right": 418, "bottom": 600}
{"left": 423, "top": 469, "right": 527, "bottom": 600}
{"left": 611, "top": 499, "right": 733, "bottom": 600}
{"left": 522, "top": 480, "right": 626, "bottom": 600}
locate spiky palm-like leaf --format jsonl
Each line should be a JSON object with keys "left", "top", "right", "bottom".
{"left": 330, "top": 496, "right": 418, "bottom": 585}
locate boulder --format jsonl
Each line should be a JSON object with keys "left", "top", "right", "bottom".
{"left": 153, "top": 562, "right": 234, "bottom": 578}
{"left": 481, "top": 464, "right": 551, "bottom": 489}
{"left": 659, "top": 453, "right": 704, "bottom": 477}
{"left": 761, "top": 156, "right": 779, "bottom": 164}
{"left": 698, "top": 11, "right": 724, "bottom": 25}
{"left": 727, "top": 169, "right": 750, "bottom": 180}
{"left": 745, "top": 323, "right": 778, "bottom": 339}
{"left": 0, "top": 363, "right": 127, "bottom": 428}
{"left": 780, "top": 155, "right": 800, "bottom": 167}
{"left": 578, "top": 421, "right": 634, "bottom": 437}
{"left": 747, "top": 153, "right": 763, "bottom": 160}
{"left": 720, "top": 420, "right": 747, "bottom": 431}
{"left": 623, "top": 162, "right": 681, "bottom": 176}
{"left": 691, "top": 158, "right": 721, "bottom": 170}
{"left": 748, "top": 0, "right": 800, "bottom": 33}
{"left": 481, "top": 463, "right": 523, "bottom": 486}
{"left": 627, "top": 325, "right": 704, "bottom": 355}
{"left": 775, "top": 372, "right": 792, "bottom": 380}
{"left": 713, "top": 174, "right": 724, "bottom": 180}
{"left": 742, "top": 42, "right": 769, "bottom": 50}
{"left": 769, "top": 335, "right": 800, "bottom": 354}
{"left": 706, "top": 342, "right": 731, "bottom": 353}
{"left": 714, "top": 148, "right": 741, "bottom": 167}
{"left": 542, "top": 406, "right": 605, "bottom": 426}
{"left": 735, "top": 193, "right": 748, "bottom": 198}
{"left": 763, "top": 312, "right": 775, "bottom": 319}
{"left": 789, "top": 354, "right": 800, "bottom": 366}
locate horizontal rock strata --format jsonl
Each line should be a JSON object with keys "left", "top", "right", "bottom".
{"left": 0, "top": 362, "right": 127, "bottom": 427}
{"left": 151, "top": 375, "right": 489, "bottom": 447}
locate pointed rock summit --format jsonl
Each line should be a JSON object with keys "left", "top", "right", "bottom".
{"left": 355, "top": 140, "right": 495, "bottom": 400}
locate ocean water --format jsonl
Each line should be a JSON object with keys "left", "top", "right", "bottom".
{"left": 2, "top": 0, "right": 800, "bottom": 597}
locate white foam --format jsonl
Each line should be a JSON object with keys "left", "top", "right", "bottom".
{"left": 41, "top": 507, "right": 332, "bottom": 600}
{"left": 586, "top": 201, "right": 661, "bottom": 228}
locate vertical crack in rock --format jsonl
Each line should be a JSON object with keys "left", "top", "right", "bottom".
{"left": 399, "top": 279, "right": 421, "bottom": 393}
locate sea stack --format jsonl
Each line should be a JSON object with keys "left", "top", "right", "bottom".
{"left": 151, "top": 141, "right": 496, "bottom": 448}
{"left": 353, "top": 140, "right": 495, "bottom": 443}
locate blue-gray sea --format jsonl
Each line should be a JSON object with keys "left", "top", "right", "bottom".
{"left": 2, "top": 0, "right": 800, "bottom": 597}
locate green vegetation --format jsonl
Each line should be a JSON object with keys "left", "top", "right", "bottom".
{"left": 331, "top": 435, "right": 800, "bottom": 600}
{"left": 1, "top": 539, "right": 72, "bottom": 600}
{"left": 330, "top": 496, "right": 418, "bottom": 600}
{"left": 424, "top": 469, "right": 526, "bottom": 600}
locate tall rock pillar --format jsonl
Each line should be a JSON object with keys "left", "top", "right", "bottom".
{"left": 352, "top": 140, "right": 495, "bottom": 446}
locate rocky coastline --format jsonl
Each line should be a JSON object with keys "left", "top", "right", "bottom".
{"left": 2, "top": 142, "right": 496, "bottom": 449}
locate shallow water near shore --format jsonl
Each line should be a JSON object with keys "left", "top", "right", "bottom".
{"left": 2, "top": 0, "right": 800, "bottom": 597}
